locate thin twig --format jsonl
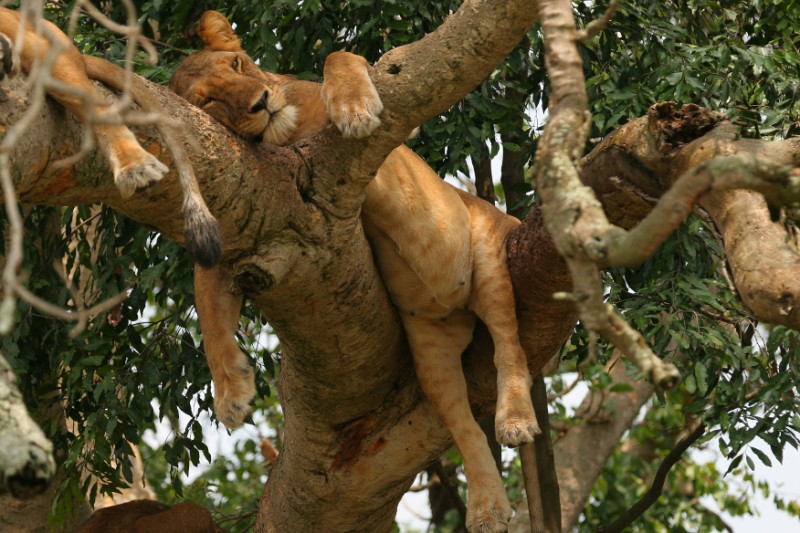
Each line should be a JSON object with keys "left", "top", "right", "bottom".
{"left": 577, "top": 0, "right": 619, "bottom": 42}
{"left": 693, "top": 500, "right": 735, "bottom": 533}
{"left": 0, "top": 0, "right": 173, "bottom": 334}
{"left": 546, "top": 374, "right": 581, "bottom": 402}
{"left": 14, "top": 281, "right": 129, "bottom": 338}
{"left": 432, "top": 459, "right": 467, "bottom": 522}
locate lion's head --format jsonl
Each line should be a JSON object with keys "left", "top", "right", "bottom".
{"left": 169, "top": 11, "right": 298, "bottom": 146}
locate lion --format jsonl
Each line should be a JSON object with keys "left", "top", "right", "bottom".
{"left": 0, "top": 7, "right": 221, "bottom": 267}
{"left": 76, "top": 499, "right": 226, "bottom": 533}
{"left": 171, "top": 11, "right": 538, "bottom": 532}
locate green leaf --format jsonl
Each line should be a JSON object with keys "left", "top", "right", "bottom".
{"left": 751, "top": 447, "right": 773, "bottom": 467}
{"left": 694, "top": 362, "right": 709, "bottom": 396}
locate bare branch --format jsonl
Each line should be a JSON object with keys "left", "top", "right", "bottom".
{"left": 602, "top": 154, "right": 800, "bottom": 268}
{"left": 431, "top": 460, "right": 467, "bottom": 522}
{"left": 10, "top": 260, "right": 130, "bottom": 338}
{"left": 533, "top": 0, "right": 682, "bottom": 390}
{"left": 597, "top": 423, "right": 707, "bottom": 533}
{"left": 519, "top": 376, "right": 561, "bottom": 533}
{"left": 520, "top": 442, "right": 546, "bottom": 533}
{"left": 577, "top": 0, "right": 619, "bottom": 43}
{"left": 579, "top": 103, "right": 800, "bottom": 328}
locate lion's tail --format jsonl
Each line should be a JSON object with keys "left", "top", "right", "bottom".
{"left": 83, "top": 56, "right": 222, "bottom": 268}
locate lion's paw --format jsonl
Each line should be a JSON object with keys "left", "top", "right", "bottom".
{"left": 496, "top": 402, "right": 540, "bottom": 447}
{"left": 322, "top": 80, "right": 383, "bottom": 139}
{"left": 0, "top": 32, "right": 19, "bottom": 82}
{"left": 113, "top": 152, "right": 168, "bottom": 198}
{"left": 466, "top": 491, "right": 512, "bottom": 533}
{"left": 330, "top": 95, "right": 383, "bottom": 139}
{"left": 213, "top": 351, "right": 257, "bottom": 430}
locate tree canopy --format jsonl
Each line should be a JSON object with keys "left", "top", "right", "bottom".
{"left": 1, "top": 1, "right": 799, "bottom": 532}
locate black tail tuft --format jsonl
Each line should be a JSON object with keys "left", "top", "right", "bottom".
{"left": 185, "top": 202, "right": 223, "bottom": 267}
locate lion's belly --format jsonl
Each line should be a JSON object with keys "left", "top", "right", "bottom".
{"left": 362, "top": 146, "right": 473, "bottom": 318}
{"left": 363, "top": 220, "right": 472, "bottom": 318}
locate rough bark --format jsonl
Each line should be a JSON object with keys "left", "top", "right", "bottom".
{"left": 581, "top": 104, "right": 800, "bottom": 328}
{"left": 0, "top": 351, "right": 56, "bottom": 499}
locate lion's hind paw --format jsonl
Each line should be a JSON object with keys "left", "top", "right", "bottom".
{"left": 466, "top": 494, "right": 512, "bottom": 533}
{"left": 496, "top": 412, "right": 540, "bottom": 448}
{"left": 113, "top": 152, "right": 168, "bottom": 198}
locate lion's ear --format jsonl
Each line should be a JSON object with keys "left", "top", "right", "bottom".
{"left": 197, "top": 11, "right": 243, "bottom": 52}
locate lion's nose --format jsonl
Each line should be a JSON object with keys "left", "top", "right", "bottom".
{"left": 249, "top": 91, "right": 269, "bottom": 114}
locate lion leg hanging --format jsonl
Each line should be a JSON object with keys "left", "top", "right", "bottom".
{"left": 404, "top": 311, "right": 512, "bottom": 533}
{"left": 467, "top": 203, "right": 539, "bottom": 446}
{"left": 194, "top": 266, "right": 255, "bottom": 429}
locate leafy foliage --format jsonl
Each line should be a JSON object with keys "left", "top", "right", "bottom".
{"left": 2, "top": 204, "right": 210, "bottom": 518}
{"left": 555, "top": 216, "right": 800, "bottom": 532}
{"left": 578, "top": 0, "right": 800, "bottom": 138}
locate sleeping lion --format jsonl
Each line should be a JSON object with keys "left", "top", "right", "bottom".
{"left": 172, "top": 11, "right": 536, "bottom": 532}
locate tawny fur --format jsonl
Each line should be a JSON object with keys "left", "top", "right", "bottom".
{"left": 76, "top": 500, "right": 225, "bottom": 533}
{"left": 173, "top": 11, "right": 538, "bottom": 532}
{"left": 0, "top": 7, "right": 221, "bottom": 267}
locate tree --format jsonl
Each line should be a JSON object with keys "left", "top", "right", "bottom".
{"left": 1, "top": 0, "right": 799, "bottom": 532}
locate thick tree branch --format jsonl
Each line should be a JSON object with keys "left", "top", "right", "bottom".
{"left": 534, "top": 0, "right": 679, "bottom": 393}
{"left": 603, "top": 154, "right": 800, "bottom": 268}
{"left": 561, "top": 363, "right": 653, "bottom": 532}
{"left": 581, "top": 104, "right": 800, "bottom": 328}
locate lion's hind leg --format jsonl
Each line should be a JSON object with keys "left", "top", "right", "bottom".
{"left": 49, "top": 44, "right": 168, "bottom": 197}
{"left": 404, "top": 311, "right": 512, "bottom": 533}
{"left": 0, "top": 9, "right": 167, "bottom": 197}
{"left": 470, "top": 223, "right": 539, "bottom": 447}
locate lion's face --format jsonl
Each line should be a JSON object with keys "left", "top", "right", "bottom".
{"left": 169, "top": 14, "right": 297, "bottom": 146}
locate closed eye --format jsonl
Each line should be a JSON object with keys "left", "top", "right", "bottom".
{"left": 198, "top": 97, "right": 215, "bottom": 108}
